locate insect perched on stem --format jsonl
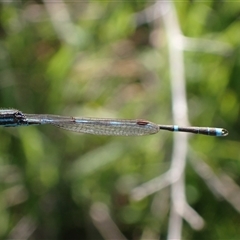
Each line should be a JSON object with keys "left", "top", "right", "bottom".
{"left": 0, "top": 109, "right": 228, "bottom": 137}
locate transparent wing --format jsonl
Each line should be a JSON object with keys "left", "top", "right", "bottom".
{"left": 51, "top": 118, "right": 160, "bottom": 136}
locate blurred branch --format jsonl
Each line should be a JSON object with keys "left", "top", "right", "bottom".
{"left": 156, "top": 2, "right": 190, "bottom": 239}
{"left": 181, "top": 36, "right": 233, "bottom": 56}
{"left": 131, "top": 169, "right": 204, "bottom": 231}
{"left": 133, "top": 1, "right": 207, "bottom": 238}
{"left": 140, "top": 227, "right": 160, "bottom": 240}
{"left": 182, "top": 202, "right": 204, "bottom": 230}
{"left": 3, "top": 185, "right": 28, "bottom": 207}
{"left": 135, "top": 2, "right": 232, "bottom": 56}
{"left": 90, "top": 202, "right": 127, "bottom": 240}
{"left": 68, "top": 142, "right": 123, "bottom": 180}
{"left": 131, "top": 170, "right": 177, "bottom": 201}
{"left": 8, "top": 216, "right": 36, "bottom": 240}
{"left": 43, "top": 0, "right": 81, "bottom": 47}
{"left": 190, "top": 149, "right": 240, "bottom": 213}
{"left": 134, "top": 2, "right": 162, "bottom": 25}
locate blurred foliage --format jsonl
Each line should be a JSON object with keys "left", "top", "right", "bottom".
{"left": 0, "top": 1, "right": 239, "bottom": 239}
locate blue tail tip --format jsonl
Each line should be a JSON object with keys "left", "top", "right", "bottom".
{"left": 216, "top": 128, "right": 228, "bottom": 136}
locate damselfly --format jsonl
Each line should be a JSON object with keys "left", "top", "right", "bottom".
{"left": 0, "top": 109, "right": 228, "bottom": 137}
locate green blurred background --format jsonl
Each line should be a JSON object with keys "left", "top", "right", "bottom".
{"left": 0, "top": 1, "right": 239, "bottom": 239}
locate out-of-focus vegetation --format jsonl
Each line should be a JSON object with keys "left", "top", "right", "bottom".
{"left": 0, "top": 1, "right": 239, "bottom": 239}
